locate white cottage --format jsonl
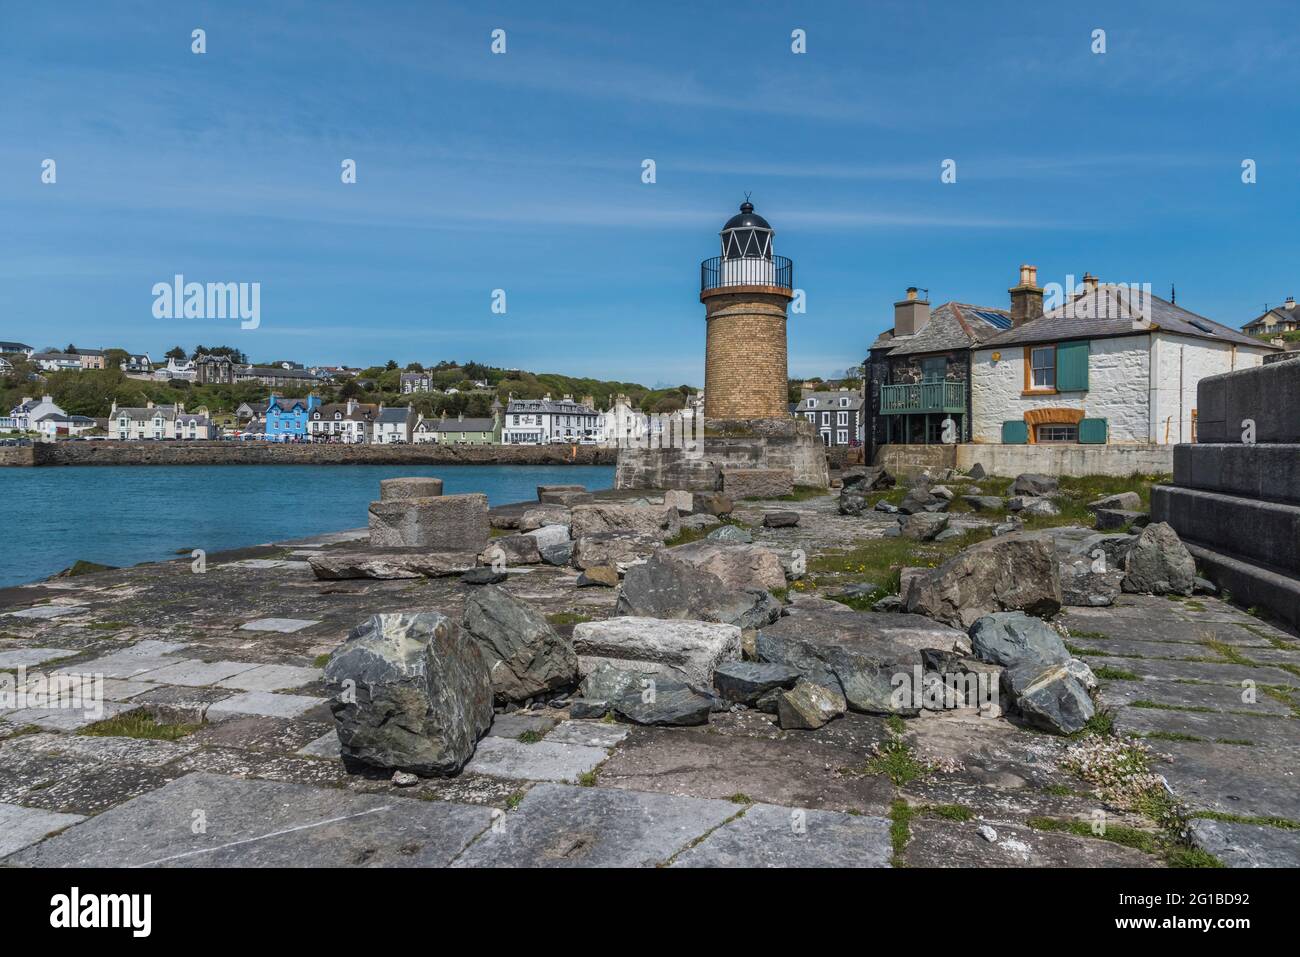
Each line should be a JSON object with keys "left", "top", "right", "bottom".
{"left": 971, "top": 280, "right": 1276, "bottom": 446}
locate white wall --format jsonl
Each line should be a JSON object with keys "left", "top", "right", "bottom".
{"left": 971, "top": 334, "right": 1152, "bottom": 443}
{"left": 1150, "top": 333, "right": 1268, "bottom": 445}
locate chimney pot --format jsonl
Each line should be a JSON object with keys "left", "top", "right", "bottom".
{"left": 1009, "top": 263, "right": 1044, "bottom": 327}
{"left": 1083, "top": 272, "right": 1099, "bottom": 289}
{"left": 1286, "top": 296, "right": 1296, "bottom": 309}
{"left": 893, "top": 288, "right": 931, "bottom": 337}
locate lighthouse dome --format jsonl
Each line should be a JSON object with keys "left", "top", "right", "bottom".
{"left": 723, "top": 200, "right": 771, "bottom": 232}
{"left": 720, "top": 200, "right": 774, "bottom": 261}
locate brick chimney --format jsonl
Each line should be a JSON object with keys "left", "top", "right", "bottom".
{"left": 893, "top": 287, "right": 931, "bottom": 337}
{"left": 1008, "top": 264, "right": 1044, "bottom": 327}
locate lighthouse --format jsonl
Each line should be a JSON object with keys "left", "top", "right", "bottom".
{"left": 700, "top": 199, "right": 793, "bottom": 420}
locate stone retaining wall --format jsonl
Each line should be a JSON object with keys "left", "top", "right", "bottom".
{"left": 875, "top": 443, "right": 1173, "bottom": 478}
{"left": 2, "top": 442, "right": 617, "bottom": 468}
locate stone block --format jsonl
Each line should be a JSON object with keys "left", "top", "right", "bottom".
{"left": 1152, "top": 485, "right": 1300, "bottom": 576}
{"left": 380, "top": 477, "right": 443, "bottom": 501}
{"left": 1174, "top": 443, "right": 1300, "bottom": 507}
{"left": 721, "top": 467, "right": 794, "bottom": 500}
{"left": 368, "top": 493, "right": 489, "bottom": 550}
{"left": 572, "top": 617, "right": 741, "bottom": 687}
{"left": 1197, "top": 360, "right": 1300, "bottom": 444}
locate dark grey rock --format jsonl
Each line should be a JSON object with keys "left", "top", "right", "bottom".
{"left": 712, "top": 661, "right": 801, "bottom": 704}
{"left": 901, "top": 512, "right": 950, "bottom": 541}
{"left": 962, "top": 495, "right": 1005, "bottom": 512}
{"left": 1059, "top": 557, "right": 1125, "bottom": 607}
{"left": 875, "top": 500, "right": 900, "bottom": 514}
{"left": 763, "top": 511, "right": 800, "bottom": 528}
{"left": 841, "top": 465, "right": 894, "bottom": 492}
{"left": 569, "top": 698, "right": 610, "bottom": 719}
{"left": 898, "top": 488, "right": 940, "bottom": 515}
{"left": 613, "top": 678, "right": 714, "bottom": 726}
{"left": 777, "top": 680, "right": 846, "bottom": 730}
{"left": 323, "top": 612, "right": 493, "bottom": 776}
{"left": 706, "top": 524, "right": 753, "bottom": 544}
{"left": 1001, "top": 661, "right": 1094, "bottom": 734}
{"left": 460, "top": 567, "right": 507, "bottom": 586}
{"left": 1095, "top": 508, "right": 1147, "bottom": 531}
{"left": 539, "top": 541, "right": 575, "bottom": 566}
{"left": 905, "top": 534, "right": 1063, "bottom": 628}
{"left": 1122, "top": 521, "right": 1197, "bottom": 595}
{"left": 1087, "top": 491, "right": 1141, "bottom": 513}
{"left": 615, "top": 550, "right": 781, "bottom": 630}
{"left": 1012, "top": 473, "right": 1059, "bottom": 497}
{"left": 462, "top": 585, "right": 578, "bottom": 703}
{"left": 969, "top": 611, "right": 1070, "bottom": 668}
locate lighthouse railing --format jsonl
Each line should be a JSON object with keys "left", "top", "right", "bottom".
{"left": 701, "top": 255, "right": 792, "bottom": 293}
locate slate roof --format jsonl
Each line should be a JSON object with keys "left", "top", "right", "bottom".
{"left": 426, "top": 416, "right": 496, "bottom": 433}
{"left": 0, "top": 342, "right": 32, "bottom": 352}
{"left": 981, "top": 285, "right": 1275, "bottom": 350}
{"left": 871, "top": 302, "right": 1010, "bottom": 356}
{"left": 506, "top": 398, "right": 597, "bottom": 416}
{"left": 376, "top": 407, "right": 411, "bottom": 424}
{"left": 796, "top": 390, "right": 863, "bottom": 412}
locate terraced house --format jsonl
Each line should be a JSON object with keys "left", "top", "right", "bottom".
{"left": 795, "top": 390, "right": 863, "bottom": 447}
{"left": 109, "top": 401, "right": 182, "bottom": 440}
{"left": 864, "top": 287, "right": 1011, "bottom": 460}
{"left": 413, "top": 410, "right": 501, "bottom": 444}
{"left": 308, "top": 398, "right": 378, "bottom": 443}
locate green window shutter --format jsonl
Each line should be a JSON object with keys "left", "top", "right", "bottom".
{"left": 1002, "top": 420, "right": 1028, "bottom": 444}
{"left": 1079, "top": 418, "right": 1108, "bottom": 444}
{"left": 1056, "top": 340, "right": 1090, "bottom": 391}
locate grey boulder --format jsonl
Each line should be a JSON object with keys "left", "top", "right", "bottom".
{"left": 616, "top": 550, "right": 781, "bottom": 630}
{"left": 712, "top": 660, "right": 800, "bottom": 704}
{"left": 462, "top": 585, "right": 579, "bottom": 703}
{"left": 968, "top": 611, "right": 1070, "bottom": 668}
{"left": 1001, "top": 661, "right": 1095, "bottom": 735}
{"left": 1011, "top": 473, "right": 1059, "bottom": 497}
{"left": 1122, "top": 522, "right": 1196, "bottom": 595}
{"left": 905, "top": 534, "right": 1062, "bottom": 628}
{"left": 324, "top": 612, "right": 493, "bottom": 776}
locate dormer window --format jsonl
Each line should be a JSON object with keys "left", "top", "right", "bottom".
{"left": 808, "top": 399, "right": 817, "bottom": 408}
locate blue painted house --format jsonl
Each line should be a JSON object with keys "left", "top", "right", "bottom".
{"left": 264, "top": 394, "right": 320, "bottom": 441}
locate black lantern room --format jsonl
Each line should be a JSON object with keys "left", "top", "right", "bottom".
{"left": 720, "top": 200, "right": 774, "bottom": 260}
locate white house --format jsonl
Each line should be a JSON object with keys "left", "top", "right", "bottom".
{"left": 176, "top": 412, "right": 214, "bottom": 440}
{"left": 971, "top": 282, "right": 1276, "bottom": 446}
{"left": 2, "top": 395, "right": 65, "bottom": 432}
{"left": 109, "top": 401, "right": 183, "bottom": 440}
{"left": 31, "top": 352, "right": 82, "bottom": 372}
{"left": 372, "top": 406, "right": 414, "bottom": 444}
{"left": 502, "top": 395, "right": 600, "bottom": 444}
{"left": 308, "top": 398, "right": 377, "bottom": 443}
{"left": 154, "top": 357, "right": 197, "bottom": 382}
{"left": 35, "top": 413, "right": 97, "bottom": 439}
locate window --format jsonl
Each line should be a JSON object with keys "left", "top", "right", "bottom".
{"left": 921, "top": 357, "right": 947, "bottom": 382}
{"left": 821, "top": 412, "right": 830, "bottom": 425}
{"left": 1036, "top": 424, "right": 1078, "bottom": 444}
{"left": 836, "top": 429, "right": 848, "bottom": 445}
{"left": 1029, "top": 346, "right": 1056, "bottom": 390}
{"left": 807, "top": 399, "right": 817, "bottom": 408}
{"left": 837, "top": 411, "right": 848, "bottom": 426}
{"left": 840, "top": 397, "right": 849, "bottom": 407}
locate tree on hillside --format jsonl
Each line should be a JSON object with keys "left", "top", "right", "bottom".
{"left": 190, "top": 345, "right": 246, "bottom": 363}
{"left": 384, "top": 360, "right": 398, "bottom": 371}
{"left": 165, "top": 346, "right": 187, "bottom": 360}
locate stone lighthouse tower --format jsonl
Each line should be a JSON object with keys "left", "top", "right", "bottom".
{"left": 701, "top": 200, "right": 793, "bottom": 420}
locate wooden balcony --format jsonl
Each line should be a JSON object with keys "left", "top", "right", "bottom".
{"left": 879, "top": 381, "right": 965, "bottom": 415}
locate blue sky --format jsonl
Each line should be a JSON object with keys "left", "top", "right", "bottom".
{"left": 2, "top": 1, "right": 1298, "bottom": 386}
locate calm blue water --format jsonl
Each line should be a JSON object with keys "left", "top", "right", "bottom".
{"left": 0, "top": 464, "right": 614, "bottom": 588}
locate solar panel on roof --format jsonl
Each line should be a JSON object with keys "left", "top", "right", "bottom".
{"left": 972, "top": 310, "right": 1012, "bottom": 329}
{"left": 1188, "top": 318, "right": 1216, "bottom": 334}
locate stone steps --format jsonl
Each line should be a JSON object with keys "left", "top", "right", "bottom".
{"left": 1172, "top": 443, "right": 1300, "bottom": 506}
{"left": 1152, "top": 484, "right": 1300, "bottom": 576}
{"left": 1182, "top": 542, "right": 1300, "bottom": 631}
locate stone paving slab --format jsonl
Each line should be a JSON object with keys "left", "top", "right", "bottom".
{"left": 5, "top": 772, "right": 494, "bottom": 867}
{"left": 1098, "top": 682, "right": 1292, "bottom": 716}
{"left": 546, "top": 720, "right": 630, "bottom": 749}
{"left": 451, "top": 782, "right": 737, "bottom": 868}
{"left": 3, "top": 605, "right": 87, "bottom": 620}
{"left": 55, "top": 653, "right": 182, "bottom": 680}
{"left": 597, "top": 725, "right": 896, "bottom": 814}
{"left": 0, "top": 701, "right": 136, "bottom": 732}
{"left": 239, "top": 618, "right": 320, "bottom": 633}
{"left": 1, "top": 731, "right": 196, "bottom": 768}
{"left": 1150, "top": 740, "right": 1300, "bottom": 821}
{"left": 297, "top": 731, "right": 342, "bottom": 760}
{"left": 206, "top": 691, "right": 327, "bottom": 720}
{"left": 214, "top": 663, "right": 322, "bottom": 692}
{"left": 1115, "top": 705, "right": 1298, "bottom": 747}
{"left": 0, "top": 648, "right": 79, "bottom": 668}
{"left": 1062, "top": 614, "right": 1276, "bottom": 647}
{"left": 902, "top": 817, "right": 1160, "bottom": 867}
{"left": 0, "top": 803, "right": 85, "bottom": 858}
{"left": 134, "top": 659, "right": 262, "bottom": 687}
{"left": 14, "top": 764, "right": 182, "bottom": 816}
{"left": 1087, "top": 656, "right": 1300, "bottom": 688}
{"left": 671, "top": 803, "right": 891, "bottom": 867}
{"left": 1188, "top": 818, "right": 1300, "bottom": 867}
{"left": 1067, "top": 637, "right": 1233, "bottom": 661}
{"left": 463, "top": 736, "right": 608, "bottom": 783}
